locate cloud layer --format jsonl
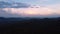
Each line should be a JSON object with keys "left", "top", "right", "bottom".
{"left": 1, "top": 5, "right": 60, "bottom": 18}
{"left": 0, "top": 1, "right": 60, "bottom": 18}
{"left": 0, "top": 1, "right": 30, "bottom": 8}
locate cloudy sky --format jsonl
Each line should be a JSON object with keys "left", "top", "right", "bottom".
{"left": 0, "top": 0, "right": 60, "bottom": 18}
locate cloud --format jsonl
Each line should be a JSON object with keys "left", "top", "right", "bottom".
{"left": 1, "top": 5, "right": 60, "bottom": 17}
{"left": 39, "top": 0, "right": 49, "bottom": 1}
{"left": 0, "top": 1, "right": 30, "bottom": 8}
{"left": 0, "top": 8, "right": 23, "bottom": 17}
{"left": 0, "top": 2, "right": 60, "bottom": 18}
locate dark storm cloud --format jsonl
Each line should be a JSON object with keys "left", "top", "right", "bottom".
{"left": 0, "top": 1, "right": 30, "bottom": 8}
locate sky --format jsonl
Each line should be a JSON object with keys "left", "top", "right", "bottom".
{"left": 0, "top": 0, "right": 60, "bottom": 18}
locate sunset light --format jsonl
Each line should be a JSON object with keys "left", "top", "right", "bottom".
{"left": 0, "top": 0, "right": 60, "bottom": 17}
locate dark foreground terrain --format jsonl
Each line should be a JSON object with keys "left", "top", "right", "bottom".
{"left": 0, "top": 17, "right": 60, "bottom": 34}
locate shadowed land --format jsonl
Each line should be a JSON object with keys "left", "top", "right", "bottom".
{"left": 0, "top": 17, "right": 59, "bottom": 34}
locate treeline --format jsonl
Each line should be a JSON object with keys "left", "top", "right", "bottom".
{"left": 0, "top": 17, "right": 60, "bottom": 34}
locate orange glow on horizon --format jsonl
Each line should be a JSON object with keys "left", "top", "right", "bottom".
{"left": 24, "top": 11, "right": 39, "bottom": 15}
{"left": 2, "top": 7, "right": 60, "bottom": 17}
